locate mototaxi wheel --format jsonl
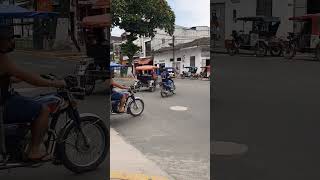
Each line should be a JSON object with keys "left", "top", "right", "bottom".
{"left": 254, "top": 41, "right": 268, "bottom": 57}
{"left": 58, "top": 117, "right": 108, "bottom": 173}
{"left": 270, "top": 45, "right": 283, "bottom": 57}
{"left": 316, "top": 44, "right": 320, "bottom": 61}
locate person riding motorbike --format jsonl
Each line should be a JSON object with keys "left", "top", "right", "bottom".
{"left": 0, "top": 25, "right": 66, "bottom": 162}
{"left": 108, "top": 72, "right": 129, "bottom": 113}
{"left": 161, "top": 68, "right": 174, "bottom": 91}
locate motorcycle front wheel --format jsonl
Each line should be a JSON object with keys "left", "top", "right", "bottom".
{"left": 128, "top": 98, "right": 144, "bottom": 116}
{"left": 58, "top": 117, "right": 109, "bottom": 173}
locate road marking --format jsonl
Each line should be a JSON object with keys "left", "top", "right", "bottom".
{"left": 110, "top": 171, "right": 168, "bottom": 180}
{"left": 169, "top": 106, "right": 188, "bottom": 111}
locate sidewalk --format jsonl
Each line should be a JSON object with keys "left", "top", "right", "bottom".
{"left": 110, "top": 128, "right": 173, "bottom": 180}
{"left": 16, "top": 49, "right": 86, "bottom": 61}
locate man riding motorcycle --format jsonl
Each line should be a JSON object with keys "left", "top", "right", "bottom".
{"left": 161, "top": 68, "right": 174, "bottom": 91}
{"left": 108, "top": 72, "right": 129, "bottom": 113}
{"left": 0, "top": 25, "right": 65, "bottom": 162}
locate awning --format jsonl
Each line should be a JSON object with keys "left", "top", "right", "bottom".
{"left": 81, "top": 14, "right": 111, "bottom": 28}
{"left": 92, "top": 0, "right": 110, "bottom": 9}
{"left": 0, "top": 5, "right": 58, "bottom": 18}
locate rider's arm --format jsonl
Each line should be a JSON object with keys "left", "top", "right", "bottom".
{"left": 2, "top": 55, "right": 65, "bottom": 88}
{"left": 111, "top": 79, "right": 128, "bottom": 89}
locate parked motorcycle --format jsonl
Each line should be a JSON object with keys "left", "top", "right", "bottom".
{"left": 0, "top": 74, "right": 109, "bottom": 173}
{"left": 160, "top": 80, "right": 176, "bottom": 97}
{"left": 111, "top": 86, "right": 144, "bottom": 116}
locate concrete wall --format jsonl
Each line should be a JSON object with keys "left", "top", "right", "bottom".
{"left": 153, "top": 47, "right": 210, "bottom": 74}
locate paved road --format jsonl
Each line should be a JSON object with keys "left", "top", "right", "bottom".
{"left": 111, "top": 79, "right": 210, "bottom": 180}
{"left": 213, "top": 54, "right": 320, "bottom": 180}
{"left": 0, "top": 52, "right": 108, "bottom": 180}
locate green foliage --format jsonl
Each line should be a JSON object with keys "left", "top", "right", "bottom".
{"left": 112, "top": 0, "right": 175, "bottom": 37}
{"left": 112, "top": 0, "right": 176, "bottom": 66}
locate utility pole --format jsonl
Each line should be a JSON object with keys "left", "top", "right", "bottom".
{"left": 172, "top": 35, "right": 175, "bottom": 69}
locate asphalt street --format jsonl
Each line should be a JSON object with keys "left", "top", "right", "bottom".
{"left": 213, "top": 54, "right": 320, "bottom": 180}
{"left": 111, "top": 79, "right": 210, "bottom": 180}
{"left": 0, "top": 52, "right": 108, "bottom": 180}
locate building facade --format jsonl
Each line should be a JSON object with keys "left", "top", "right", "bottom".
{"left": 133, "top": 25, "right": 210, "bottom": 58}
{"left": 211, "top": 0, "right": 319, "bottom": 41}
{"left": 153, "top": 37, "right": 210, "bottom": 74}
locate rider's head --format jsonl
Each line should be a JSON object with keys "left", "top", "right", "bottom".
{"left": 0, "top": 25, "right": 15, "bottom": 54}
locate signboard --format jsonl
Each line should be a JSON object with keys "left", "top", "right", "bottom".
{"left": 37, "top": 0, "right": 53, "bottom": 11}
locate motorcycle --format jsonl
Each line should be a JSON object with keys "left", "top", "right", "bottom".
{"left": 111, "top": 86, "right": 144, "bottom": 116}
{"left": 0, "top": 74, "right": 109, "bottom": 173}
{"left": 160, "top": 79, "right": 176, "bottom": 97}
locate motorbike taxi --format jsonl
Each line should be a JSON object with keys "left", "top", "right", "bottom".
{"left": 134, "top": 65, "right": 158, "bottom": 92}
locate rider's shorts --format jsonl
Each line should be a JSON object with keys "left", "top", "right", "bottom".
{"left": 111, "top": 91, "right": 124, "bottom": 101}
{"left": 4, "top": 95, "right": 42, "bottom": 124}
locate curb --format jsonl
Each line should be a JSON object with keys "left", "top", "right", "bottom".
{"left": 110, "top": 128, "right": 173, "bottom": 180}
{"left": 110, "top": 171, "right": 169, "bottom": 180}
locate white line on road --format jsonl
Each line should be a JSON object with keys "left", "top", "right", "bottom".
{"left": 169, "top": 106, "right": 188, "bottom": 111}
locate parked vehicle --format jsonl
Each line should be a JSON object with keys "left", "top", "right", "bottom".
{"left": 164, "top": 67, "right": 176, "bottom": 78}
{"left": 181, "top": 66, "right": 198, "bottom": 79}
{"left": 225, "top": 16, "right": 283, "bottom": 57}
{"left": 77, "top": 13, "right": 111, "bottom": 96}
{"left": 134, "top": 65, "right": 158, "bottom": 92}
{"left": 111, "top": 86, "right": 144, "bottom": 116}
{"left": 0, "top": 75, "right": 108, "bottom": 173}
{"left": 283, "top": 13, "right": 320, "bottom": 60}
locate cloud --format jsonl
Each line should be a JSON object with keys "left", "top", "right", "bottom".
{"left": 111, "top": 27, "right": 125, "bottom": 36}
{"left": 168, "top": 0, "right": 210, "bottom": 27}
{"left": 111, "top": 0, "right": 210, "bottom": 36}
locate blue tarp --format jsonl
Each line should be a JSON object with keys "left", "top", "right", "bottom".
{"left": 110, "top": 62, "right": 125, "bottom": 68}
{"left": 0, "top": 5, "right": 58, "bottom": 18}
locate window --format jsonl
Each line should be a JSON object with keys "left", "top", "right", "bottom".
{"left": 170, "top": 58, "right": 174, "bottom": 62}
{"left": 162, "top": 38, "right": 165, "bottom": 44}
{"left": 233, "top": 10, "right": 237, "bottom": 22}
{"left": 190, "top": 56, "right": 195, "bottom": 67}
{"left": 256, "top": 0, "right": 272, "bottom": 17}
{"left": 177, "top": 58, "right": 182, "bottom": 62}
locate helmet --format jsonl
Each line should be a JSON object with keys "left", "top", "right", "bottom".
{"left": 0, "top": 25, "right": 14, "bottom": 40}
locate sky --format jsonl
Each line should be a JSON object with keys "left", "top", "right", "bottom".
{"left": 111, "top": 0, "right": 210, "bottom": 36}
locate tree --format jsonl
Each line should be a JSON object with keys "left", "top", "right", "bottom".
{"left": 112, "top": 0, "right": 175, "bottom": 74}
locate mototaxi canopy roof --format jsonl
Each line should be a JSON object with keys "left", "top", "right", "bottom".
{"left": 0, "top": 5, "right": 58, "bottom": 19}
{"left": 289, "top": 13, "right": 320, "bottom": 35}
{"left": 135, "top": 65, "right": 158, "bottom": 71}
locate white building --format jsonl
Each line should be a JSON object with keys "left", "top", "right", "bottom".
{"left": 153, "top": 37, "right": 210, "bottom": 74}
{"left": 211, "top": 0, "right": 319, "bottom": 40}
{"left": 133, "top": 25, "right": 210, "bottom": 58}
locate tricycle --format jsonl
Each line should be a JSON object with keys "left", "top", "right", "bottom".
{"left": 225, "top": 16, "right": 283, "bottom": 57}
{"left": 181, "top": 66, "right": 199, "bottom": 80}
{"left": 134, "top": 65, "right": 158, "bottom": 92}
{"left": 283, "top": 13, "right": 320, "bottom": 60}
